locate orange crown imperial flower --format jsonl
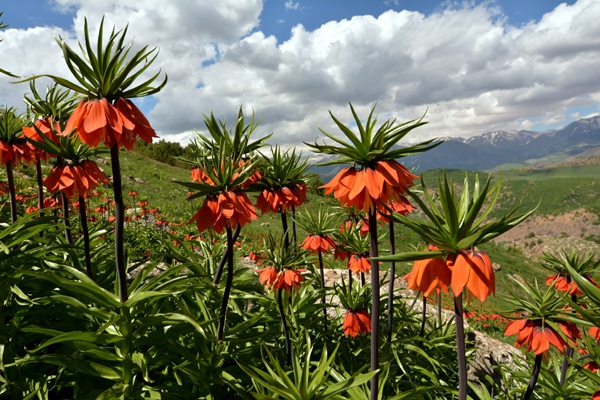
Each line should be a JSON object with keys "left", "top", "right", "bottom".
{"left": 257, "top": 266, "right": 279, "bottom": 290}
{"left": 404, "top": 245, "right": 451, "bottom": 297}
{"left": 321, "top": 160, "right": 417, "bottom": 214}
{"left": 65, "top": 98, "right": 157, "bottom": 151}
{"left": 273, "top": 269, "right": 306, "bottom": 291}
{"left": 343, "top": 308, "right": 371, "bottom": 338}
{"left": 301, "top": 234, "right": 336, "bottom": 253}
{"left": 45, "top": 160, "right": 108, "bottom": 199}
{"left": 189, "top": 190, "right": 257, "bottom": 234}
{"left": 451, "top": 250, "right": 495, "bottom": 303}
{"left": 348, "top": 254, "right": 371, "bottom": 274}
{"left": 504, "top": 319, "right": 580, "bottom": 355}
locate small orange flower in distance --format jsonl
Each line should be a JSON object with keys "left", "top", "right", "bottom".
{"left": 321, "top": 160, "right": 417, "bottom": 213}
{"left": 451, "top": 250, "right": 495, "bottom": 302}
{"left": 593, "top": 389, "right": 600, "bottom": 400}
{"left": 348, "top": 254, "right": 371, "bottom": 274}
{"left": 301, "top": 234, "right": 336, "bottom": 253}
{"left": 343, "top": 308, "right": 371, "bottom": 337}
{"left": 65, "top": 98, "right": 157, "bottom": 150}
{"left": 590, "top": 326, "right": 600, "bottom": 340}
{"left": 128, "top": 191, "right": 138, "bottom": 197}
{"left": 274, "top": 269, "right": 305, "bottom": 291}
{"left": 189, "top": 190, "right": 257, "bottom": 234}
{"left": 404, "top": 245, "right": 451, "bottom": 297}
{"left": 257, "top": 266, "right": 278, "bottom": 289}
{"left": 504, "top": 319, "right": 580, "bottom": 355}
{"left": 45, "top": 160, "right": 108, "bottom": 199}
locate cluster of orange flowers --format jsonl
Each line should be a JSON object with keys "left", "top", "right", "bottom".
{"left": 257, "top": 266, "right": 306, "bottom": 291}
{"left": 321, "top": 160, "right": 417, "bottom": 213}
{"left": 404, "top": 248, "right": 495, "bottom": 303}
{"left": 65, "top": 98, "right": 157, "bottom": 150}
{"left": 45, "top": 161, "right": 108, "bottom": 199}
{"left": 0, "top": 141, "right": 35, "bottom": 166}
{"left": 256, "top": 184, "right": 307, "bottom": 214}
{"left": 301, "top": 234, "right": 336, "bottom": 253}
{"left": 504, "top": 319, "right": 580, "bottom": 355}
{"left": 343, "top": 308, "right": 371, "bottom": 338}
{"left": 189, "top": 191, "right": 257, "bottom": 234}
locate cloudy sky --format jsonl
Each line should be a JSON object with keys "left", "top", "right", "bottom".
{"left": 1, "top": 0, "right": 599, "bottom": 149}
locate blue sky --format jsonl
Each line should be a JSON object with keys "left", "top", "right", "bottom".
{"left": 1, "top": 0, "right": 598, "bottom": 145}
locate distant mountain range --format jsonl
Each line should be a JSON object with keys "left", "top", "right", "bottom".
{"left": 405, "top": 115, "right": 600, "bottom": 172}
{"left": 310, "top": 115, "right": 600, "bottom": 178}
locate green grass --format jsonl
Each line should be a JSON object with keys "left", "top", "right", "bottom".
{"left": 500, "top": 164, "right": 600, "bottom": 181}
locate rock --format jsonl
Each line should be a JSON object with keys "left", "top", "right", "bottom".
{"left": 96, "top": 158, "right": 108, "bottom": 165}
{"left": 134, "top": 178, "right": 144, "bottom": 183}
{"left": 492, "top": 262, "right": 501, "bottom": 271}
{"left": 467, "top": 330, "right": 524, "bottom": 390}
{"left": 260, "top": 222, "right": 270, "bottom": 227}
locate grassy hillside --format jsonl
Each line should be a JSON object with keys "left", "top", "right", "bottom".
{"left": 91, "top": 153, "right": 554, "bottom": 311}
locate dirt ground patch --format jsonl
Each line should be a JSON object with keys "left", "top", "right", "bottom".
{"left": 494, "top": 208, "right": 600, "bottom": 258}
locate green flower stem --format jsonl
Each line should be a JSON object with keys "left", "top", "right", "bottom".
{"left": 110, "top": 144, "right": 128, "bottom": 303}
{"left": 6, "top": 160, "right": 17, "bottom": 223}
{"left": 217, "top": 224, "right": 235, "bottom": 341}
{"left": 35, "top": 159, "right": 45, "bottom": 218}
{"left": 560, "top": 293, "right": 577, "bottom": 386}
{"left": 387, "top": 221, "right": 396, "bottom": 343}
{"left": 78, "top": 195, "right": 94, "bottom": 280}
{"left": 280, "top": 210, "right": 289, "bottom": 248}
{"left": 61, "top": 191, "right": 73, "bottom": 245}
{"left": 277, "top": 288, "right": 291, "bottom": 365}
{"left": 437, "top": 292, "right": 442, "bottom": 328}
{"left": 523, "top": 354, "right": 543, "bottom": 400}
{"left": 420, "top": 295, "right": 427, "bottom": 337}
{"left": 213, "top": 223, "right": 241, "bottom": 285}
{"left": 318, "top": 250, "right": 327, "bottom": 330}
{"left": 291, "top": 205, "right": 297, "bottom": 247}
{"left": 454, "top": 293, "right": 468, "bottom": 400}
{"left": 120, "top": 307, "right": 133, "bottom": 398}
{"left": 368, "top": 209, "right": 380, "bottom": 400}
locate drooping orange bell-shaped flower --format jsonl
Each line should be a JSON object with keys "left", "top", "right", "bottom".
{"left": 404, "top": 246, "right": 451, "bottom": 297}
{"left": 343, "top": 308, "right": 371, "bottom": 338}
{"left": 450, "top": 250, "right": 495, "bottom": 302}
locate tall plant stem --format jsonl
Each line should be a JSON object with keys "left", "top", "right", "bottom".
{"left": 523, "top": 354, "right": 543, "bottom": 400}
{"left": 278, "top": 288, "right": 291, "bottom": 365}
{"left": 560, "top": 293, "right": 577, "bottom": 386}
{"left": 348, "top": 263, "right": 352, "bottom": 292}
{"left": 318, "top": 251, "right": 327, "bottom": 330}
{"left": 61, "top": 192, "right": 73, "bottom": 245}
{"left": 120, "top": 307, "right": 133, "bottom": 398}
{"left": 35, "top": 159, "right": 45, "bottom": 217}
{"left": 387, "top": 221, "right": 396, "bottom": 342}
{"left": 110, "top": 144, "right": 128, "bottom": 303}
{"left": 78, "top": 195, "right": 94, "bottom": 280}
{"left": 291, "top": 205, "right": 297, "bottom": 247}
{"left": 368, "top": 209, "right": 380, "bottom": 400}
{"left": 280, "top": 210, "right": 289, "bottom": 248}
{"left": 454, "top": 293, "right": 468, "bottom": 400}
{"left": 437, "top": 292, "right": 442, "bottom": 328}
{"left": 420, "top": 295, "right": 427, "bottom": 337}
{"left": 213, "top": 224, "right": 241, "bottom": 285}
{"left": 6, "top": 160, "right": 17, "bottom": 223}
{"left": 217, "top": 224, "right": 235, "bottom": 341}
